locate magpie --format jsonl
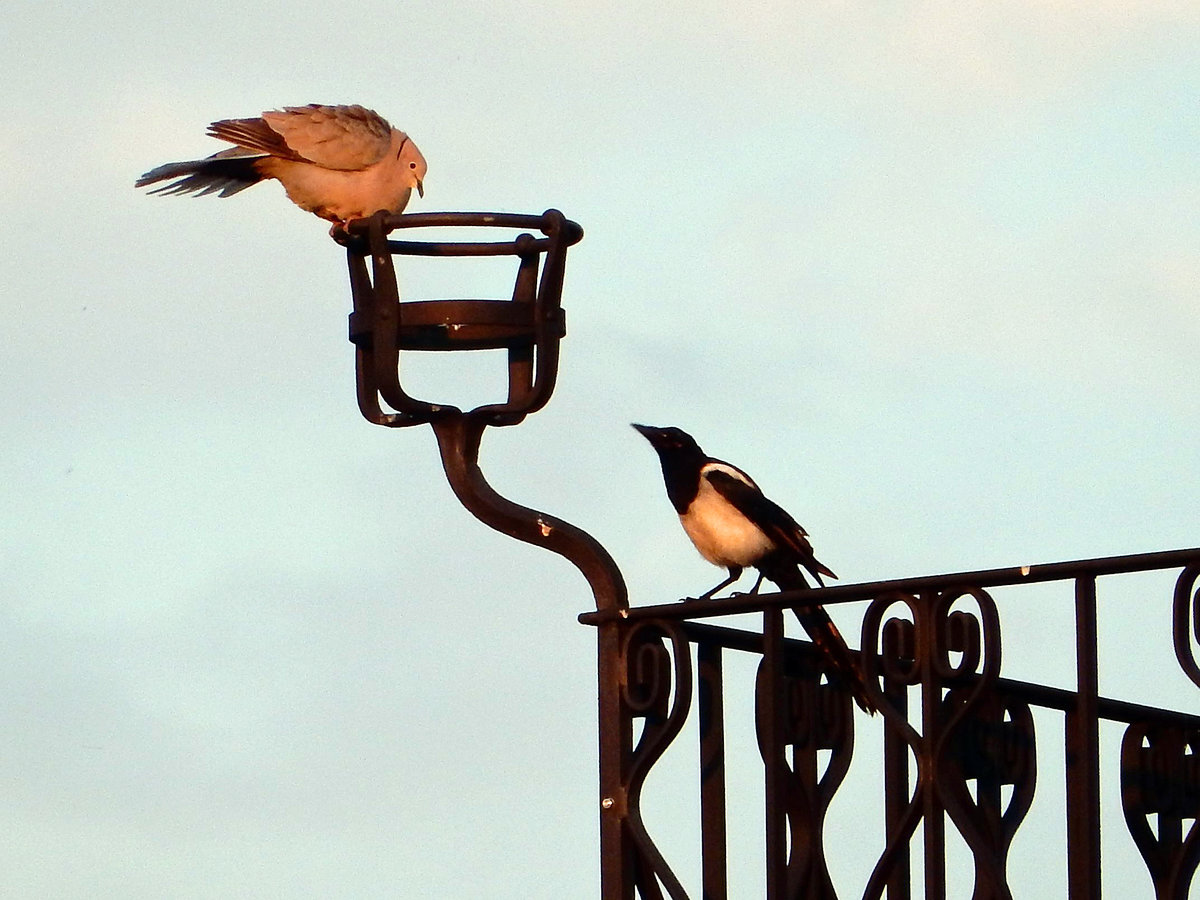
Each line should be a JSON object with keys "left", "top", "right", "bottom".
{"left": 633, "top": 424, "right": 875, "bottom": 713}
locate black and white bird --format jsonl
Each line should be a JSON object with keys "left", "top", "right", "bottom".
{"left": 633, "top": 424, "right": 874, "bottom": 713}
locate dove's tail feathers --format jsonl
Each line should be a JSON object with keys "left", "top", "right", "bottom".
{"left": 136, "top": 154, "right": 266, "bottom": 198}
{"left": 757, "top": 556, "right": 877, "bottom": 714}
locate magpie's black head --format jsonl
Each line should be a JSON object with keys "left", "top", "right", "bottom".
{"left": 633, "top": 424, "right": 708, "bottom": 512}
{"left": 632, "top": 424, "right": 706, "bottom": 461}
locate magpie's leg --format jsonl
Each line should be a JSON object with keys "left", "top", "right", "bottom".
{"left": 697, "top": 567, "right": 742, "bottom": 600}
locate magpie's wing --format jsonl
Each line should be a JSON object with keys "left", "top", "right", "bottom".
{"left": 716, "top": 471, "right": 870, "bottom": 712}
{"left": 704, "top": 466, "right": 837, "bottom": 584}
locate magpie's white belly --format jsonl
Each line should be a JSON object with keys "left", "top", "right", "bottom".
{"left": 679, "top": 480, "right": 774, "bottom": 568}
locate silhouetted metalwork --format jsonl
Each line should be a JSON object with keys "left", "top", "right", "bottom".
{"left": 339, "top": 210, "right": 631, "bottom": 898}
{"left": 580, "top": 552, "right": 1200, "bottom": 899}
{"left": 340, "top": 213, "right": 1200, "bottom": 899}
{"left": 338, "top": 209, "right": 579, "bottom": 428}
{"left": 337, "top": 208, "right": 624, "bottom": 605}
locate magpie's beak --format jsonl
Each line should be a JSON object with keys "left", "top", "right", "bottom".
{"left": 631, "top": 423, "right": 665, "bottom": 448}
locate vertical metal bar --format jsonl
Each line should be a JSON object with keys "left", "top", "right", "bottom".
{"left": 1066, "top": 575, "right": 1102, "bottom": 899}
{"left": 698, "top": 640, "right": 728, "bottom": 900}
{"left": 598, "top": 620, "right": 634, "bottom": 900}
{"left": 921, "top": 732, "right": 945, "bottom": 898}
{"left": 506, "top": 250, "right": 540, "bottom": 408}
{"left": 365, "top": 214, "right": 414, "bottom": 416}
{"left": 920, "top": 595, "right": 945, "bottom": 900}
{"left": 884, "top": 678, "right": 912, "bottom": 900}
{"left": 763, "top": 608, "right": 787, "bottom": 900}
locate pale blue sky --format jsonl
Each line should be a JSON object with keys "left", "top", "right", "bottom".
{"left": 3, "top": 2, "right": 1198, "bottom": 897}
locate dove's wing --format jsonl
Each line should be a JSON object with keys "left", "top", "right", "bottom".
{"left": 207, "top": 117, "right": 302, "bottom": 162}
{"left": 257, "top": 105, "right": 393, "bottom": 171}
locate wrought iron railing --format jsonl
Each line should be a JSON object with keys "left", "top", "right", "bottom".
{"left": 337, "top": 211, "right": 1199, "bottom": 899}
{"left": 579, "top": 551, "right": 1200, "bottom": 900}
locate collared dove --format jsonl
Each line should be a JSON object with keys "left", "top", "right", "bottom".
{"left": 136, "top": 104, "right": 427, "bottom": 227}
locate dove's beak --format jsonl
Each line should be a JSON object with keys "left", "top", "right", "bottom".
{"left": 416, "top": 180, "right": 424, "bottom": 199}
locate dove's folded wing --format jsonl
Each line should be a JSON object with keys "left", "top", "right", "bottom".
{"left": 260, "top": 105, "right": 393, "bottom": 171}
{"left": 206, "top": 117, "right": 301, "bottom": 161}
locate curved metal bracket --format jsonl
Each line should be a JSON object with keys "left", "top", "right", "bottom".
{"left": 340, "top": 210, "right": 630, "bottom": 896}
{"left": 339, "top": 208, "right": 623, "bottom": 611}
{"left": 430, "top": 411, "right": 627, "bottom": 613}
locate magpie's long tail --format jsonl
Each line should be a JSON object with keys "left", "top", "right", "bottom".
{"left": 758, "top": 556, "right": 876, "bottom": 714}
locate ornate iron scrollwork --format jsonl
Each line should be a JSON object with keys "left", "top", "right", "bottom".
{"left": 754, "top": 643, "right": 855, "bottom": 899}
{"left": 1121, "top": 722, "right": 1200, "bottom": 900}
{"left": 574, "top": 552, "right": 1200, "bottom": 899}
{"left": 940, "top": 688, "right": 1037, "bottom": 900}
{"left": 621, "top": 620, "right": 694, "bottom": 900}
{"left": 860, "top": 587, "right": 1025, "bottom": 899}
{"left": 1173, "top": 566, "right": 1200, "bottom": 691}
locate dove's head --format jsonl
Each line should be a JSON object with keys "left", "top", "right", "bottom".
{"left": 394, "top": 131, "right": 427, "bottom": 198}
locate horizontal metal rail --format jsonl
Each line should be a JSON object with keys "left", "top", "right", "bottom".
{"left": 579, "top": 547, "right": 1200, "bottom": 626}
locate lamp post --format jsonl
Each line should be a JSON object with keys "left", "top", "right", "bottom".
{"left": 336, "top": 209, "right": 632, "bottom": 899}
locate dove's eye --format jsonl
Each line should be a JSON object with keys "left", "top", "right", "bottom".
{"left": 409, "top": 162, "right": 417, "bottom": 170}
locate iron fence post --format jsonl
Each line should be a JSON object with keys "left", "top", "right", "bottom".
{"left": 1066, "top": 575, "right": 1102, "bottom": 899}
